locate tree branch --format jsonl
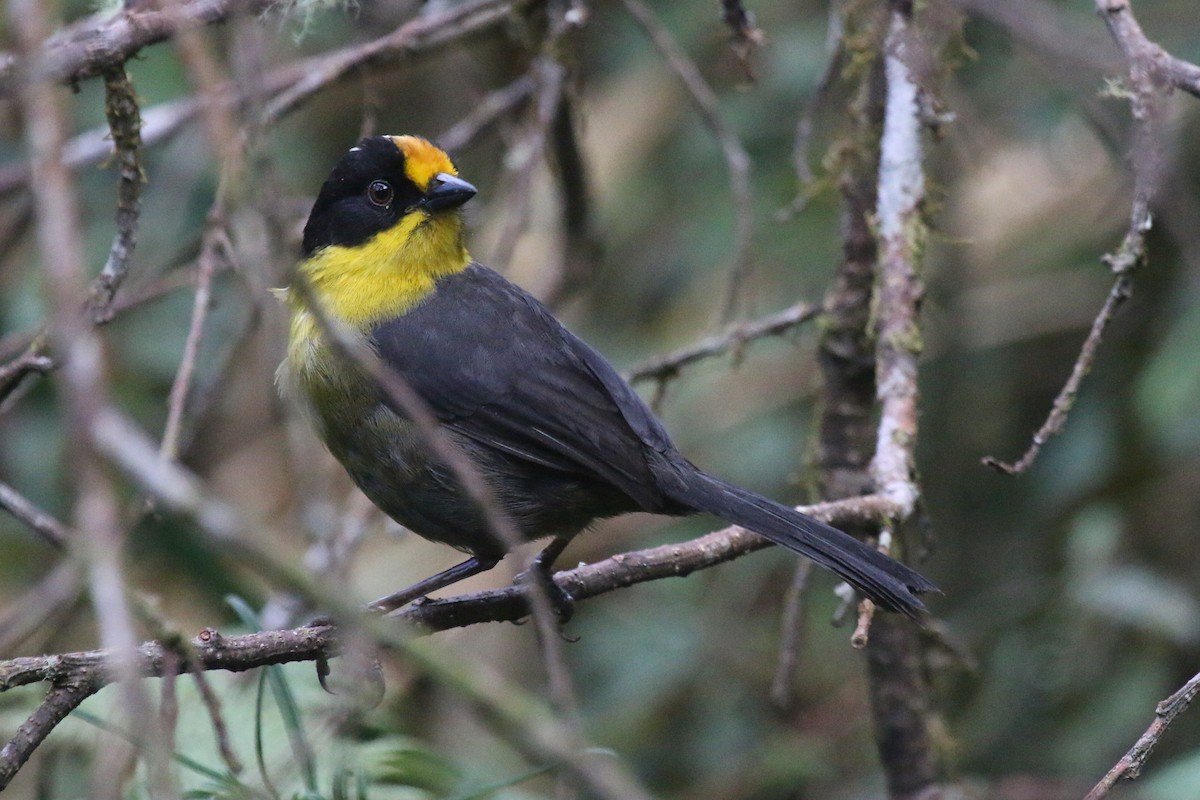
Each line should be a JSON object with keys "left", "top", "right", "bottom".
{"left": 624, "top": 300, "right": 821, "bottom": 385}
{"left": 0, "top": 0, "right": 271, "bottom": 93}
{"left": 0, "top": 479, "right": 69, "bottom": 549}
{"left": 864, "top": 4, "right": 946, "bottom": 798}
{"left": 1084, "top": 670, "right": 1200, "bottom": 799}
{"left": 984, "top": 0, "right": 1182, "bottom": 475}
{"left": 1096, "top": 0, "right": 1200, "bottom": 99}
{"left": 89, "top": 66, "right": 145, "bottom": 323}
{"left": 0, "top": 490, "right": 903, "bottom": 790}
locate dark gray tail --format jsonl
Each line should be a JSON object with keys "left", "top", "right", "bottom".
{"left": 665, "top": 470, "right": 937, "bottom": 619}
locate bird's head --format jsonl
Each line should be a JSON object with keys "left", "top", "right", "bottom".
{"left": 294, "top": 136, "right": 476, "bottom": 326}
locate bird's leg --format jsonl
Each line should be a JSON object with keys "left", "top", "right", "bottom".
{"left": 368, "top": 554, "right": 503, "bottom": 614}
{"left": 517, "top": 535, "right": 575, "bottom": 623}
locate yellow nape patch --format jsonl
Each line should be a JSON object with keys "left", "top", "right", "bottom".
{"left": 294, "top": 211, "right": 469, "bottom": 329}
{"left": 390, "top": 135, "right": 458, "bottom": 191}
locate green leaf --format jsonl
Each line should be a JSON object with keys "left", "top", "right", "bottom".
{"left": 372, "top": 744, "right": 461, "bottom": 795}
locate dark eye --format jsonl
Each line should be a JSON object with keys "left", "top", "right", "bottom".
{"left": 366, "top": 180, "right": 393, "bottom": 207}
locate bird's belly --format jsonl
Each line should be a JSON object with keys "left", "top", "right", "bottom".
{"left": 312, "top": 393, "right": 634, "bottom": 555}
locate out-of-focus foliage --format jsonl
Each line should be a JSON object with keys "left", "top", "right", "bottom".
{"left": 1, "top": 0, "right": 1199, "bottom": 798}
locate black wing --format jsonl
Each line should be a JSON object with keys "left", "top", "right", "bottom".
{"left": 370, "top": 263, "right": 676, "bottom": 511}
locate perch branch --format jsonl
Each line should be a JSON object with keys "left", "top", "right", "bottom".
{"left": 0, "top": 489, "right": 905, "bottom": 792}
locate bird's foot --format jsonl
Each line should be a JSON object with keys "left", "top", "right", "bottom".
{"left": 514, "top": 566, "right": 576, "bottom": 626}
{"left": 515, "top": 535, "right": 576, "bottom": 626}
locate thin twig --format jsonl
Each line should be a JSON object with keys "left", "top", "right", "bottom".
{"left": 1084, "top": 670, "right": 1200, "bottom": 799}
{"left": 0, "top": 338, "right": 53, "bottom": 410}
{"left": 984, "top": 0, "right": 1173, "bottom": 476}
{"left": 768, "top": 558, "right": 813, "bottom": 710}
{"left": 719, "top": 0, "right": 765, "bottom": 82}
{"left": 438, "top": 74, "right": 537, "bottom": 153}
{"left": 1096, "top": 0, "right": 1200, "bottom": 99}
{"left": 190, "top": 668, "right": 244, "bottom": 775}
{"left": 852, "top": 529, "right": 889, "bottom": 649}
{"left": 625, "top": 300, "right": 821, "bottom": 385}
{"left": 489, "top": 57, "right": 567, "bottom": 271}
{"left": 89, "top": 66, "right": 145, "bottom": 324}
{"left": 981, "top": 276, "right": 1133, "bottom": 475}
{"left": 0, "top": 479, "right": 69, "bottom": 549}
{"left": 620, "top": 0, "right": 754, "bottom": 321}
{"left": 161, "top": 218, "right": 226, "bottom": 461}
{"left": 777, "top": 6, "right": 845, "bottom": 220}
{"left": 540, "top": 94, "right": 601, "bottom": 308}
{"left": 0, "top": 560, "right": 85, "bottom": 655}
{"left": 260, "top": 0, "right": 534, "bottom": 127}
{"left": 159, "top": 648, "right": 181, "bottom": 774}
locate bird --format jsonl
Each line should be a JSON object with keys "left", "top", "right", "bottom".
{"left": 279, "top": 134, "right": 936, "bottom": 619}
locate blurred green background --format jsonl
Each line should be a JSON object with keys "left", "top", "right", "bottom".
{"left": 1, "top": 0, "right": 1200, "bottom": 797}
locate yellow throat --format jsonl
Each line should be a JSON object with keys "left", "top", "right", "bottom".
{"left": 291, "top": 135, "right": 471, "bottom": 330}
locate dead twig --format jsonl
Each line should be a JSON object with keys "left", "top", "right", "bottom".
{"left": 161, "top": 217, "right": 227, "bottom": 461}
{"left": 489, "top": 57, "right": 567, "bottom": 271}
{"left": 984, "top": 0, "right": 1177, "bottom": 476}
{"left": 190, "top": 668, "right": 244, "bottom": 775}
{"left": 438, "top": 74, "right": 538, "bottom": 155}
{"left": 1096, "top": 0, "right": 1200, "bottom": 99}
{"left": 981, "top": 275, "right": 1134, "bottom": 475}
{"left": 624, "top": 300, "right": 821, "bottom": 386}
{"left": 777, "top": 5, "right": 845, "bottom": 220}
{"left": 1084, "top": 670, "right": 1200, "bottom": 799}
{"left": 540, "top": 94, "right": 601, "bottom": 308}
{"left": 90, "top": 66, "right": 145, "bottom": 324}
{"left": 0, "top": 339, "right": 53, "bottom": 410}
{"left": 260, "top": 0, "right": 535, "bottom": 127}
{"left": 768, "top": 558, "right": 813, "bottom": 710}
{"left": 0, "top": 480, "right": 69, "bottom": 549}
